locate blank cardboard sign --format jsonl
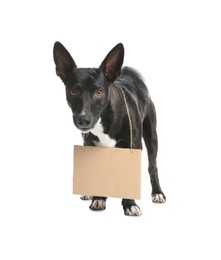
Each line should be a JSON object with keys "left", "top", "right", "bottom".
{"left": 73, "top": 145, "right": 142, "bottom": 199}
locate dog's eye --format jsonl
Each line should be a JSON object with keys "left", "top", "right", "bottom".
{"left": 70, "top": 89, "right": 79, "bottom": 96}
{"left": 95, "top": 89, "right": 103, "bottom": 98}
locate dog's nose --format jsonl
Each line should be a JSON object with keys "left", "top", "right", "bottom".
{"left": 77, "top": 115, "right": 91, "bottom": 128}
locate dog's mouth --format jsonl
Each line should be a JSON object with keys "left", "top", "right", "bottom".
{"left": 78, "top": 127, "right": 93, "bottom": 133}
{"left": 75, "top": 120, "right": 97, "bottom": 133}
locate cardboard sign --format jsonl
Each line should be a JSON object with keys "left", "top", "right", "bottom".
{"left": 73, "top": 145, "right": 142, "bottom": 199}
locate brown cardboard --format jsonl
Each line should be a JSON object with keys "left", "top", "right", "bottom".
{"left": 73, "top": 145, "right": 142, "bottom": 199}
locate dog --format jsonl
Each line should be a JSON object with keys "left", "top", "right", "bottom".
{"left": 53, "top": 42, "right": 166, "bottom": 216}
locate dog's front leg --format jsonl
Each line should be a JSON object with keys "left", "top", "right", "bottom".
{"left": 117, "top": 130, "right": 142, "bottom": 216}
{"left": 77, "top": 135, "right": 110, "bottom": 210}
{"left": 122, "top": 199, "right": 142, "bottom": 216}
{"left": 81, "top": 133, "right": 107, "bottom": 210}
{"left": 89, "top": 197, "right": 107, "bottom": 211}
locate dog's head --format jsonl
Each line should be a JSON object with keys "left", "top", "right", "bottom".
{"left": 53, "top": 42, "right": 124, "bottom": 132}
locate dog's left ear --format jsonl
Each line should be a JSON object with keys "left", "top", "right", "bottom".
{"left": 100, "top": 43, "right": 124, "bottom": 82}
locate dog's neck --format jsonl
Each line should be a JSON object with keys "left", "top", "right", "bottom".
{"left": 90, "top": 118, "right": 117, "bottom": 147}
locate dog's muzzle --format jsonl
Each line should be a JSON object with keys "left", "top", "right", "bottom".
{"left": 74, "top": 114, "right": 93, "bottom": 132}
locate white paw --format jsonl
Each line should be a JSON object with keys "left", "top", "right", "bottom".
{"left": 125, "top": 206, "right": 142, "bottom": 216}
{"left": 89, "top": 199, "right": 106, "bottom": 210}
{"left": 152, "top": 193, "right": 166, "bottom": 203}
{"left": 80, "top": 195, "right": 93, "bottom": 200}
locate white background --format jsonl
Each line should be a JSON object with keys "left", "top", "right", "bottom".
{"left": 0, "top": 0, "right": 221, "bottom": 259}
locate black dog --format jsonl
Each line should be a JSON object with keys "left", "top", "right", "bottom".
{"left": 53, "top": 42, "right": 166, "bottom": 216}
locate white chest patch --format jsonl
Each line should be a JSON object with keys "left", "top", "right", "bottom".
{"left": 90, "top": 118, "right": 117, "bottom": 148}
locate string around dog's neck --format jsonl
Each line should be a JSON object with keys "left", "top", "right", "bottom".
{"left": 119, "top": 87, "right": 133, "bottom": 150}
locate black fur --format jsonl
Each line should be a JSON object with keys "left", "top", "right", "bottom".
{"left": 53, "top": 42, "right": 166, "bottom": 216}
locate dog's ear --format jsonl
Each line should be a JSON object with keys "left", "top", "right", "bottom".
{"left": 53, "top": 42, "right": 77, "bottom": 82}
{"left": 100, "top": 43, "right": 124, "bottom": 82}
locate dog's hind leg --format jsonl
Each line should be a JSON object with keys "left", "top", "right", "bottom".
{"left": 80, "top": 195, "right": 93, "bottom": 200}
{"left": 143, "top": 101, "right": 166, "bottom": 203}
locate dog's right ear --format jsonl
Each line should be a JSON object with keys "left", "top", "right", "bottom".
{"left": 53, "top": 42, "right": 77, "bottom": 82}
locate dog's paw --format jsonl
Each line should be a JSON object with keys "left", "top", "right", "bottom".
{"left": 89, "top": 199, "right": 106, "bottom": 211}
{"left": 152, "top": 193, "right": 166, "bottom": 203}
{"left": 80, "top": 195, "right": 93, "bottom": 200}
{"left": 124, "top": 206, "right": 142, "bottom": 216}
